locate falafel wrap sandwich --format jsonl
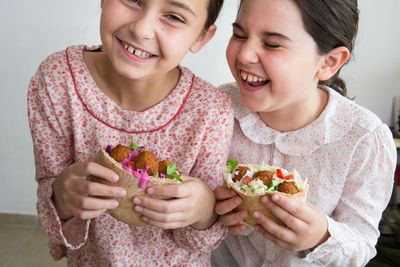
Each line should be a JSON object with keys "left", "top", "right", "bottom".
{"left": 223, "top": 160, "right": 308, "bottom": 226}
{"left": 90, "top": 139, "right": 183, "bottom": 226}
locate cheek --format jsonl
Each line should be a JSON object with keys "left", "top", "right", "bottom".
{"left": 99, "top": 10, "right": 119, "bottom": 40}
{"left": 226, "top": 41, "right": 239, "bottom": 76}
{"left": 161, "top": 31, "right": 196, "bottom": 54}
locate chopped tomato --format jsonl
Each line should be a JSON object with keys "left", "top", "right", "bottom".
{"left": 276, "top": 169, "right": 284, "bottom": 179}
{"left": 285, "top": 174, "right": 294, "bottom": 180}
{"left": 242, "top": 176, "right": 252, "bottom": 185}
{"left": 127, "top": 161, "right": 135, "bottom": 169}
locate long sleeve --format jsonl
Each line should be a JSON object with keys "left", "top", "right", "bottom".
{"left": 28, "top": 48, "right": 239, "bottom": 266}
{"left": 303, "top": 124, "right": 397, "bottom": 266}
{"left": 173, "top": 94, "right": 234, "bottom": 252}
{"left": 27, "top": 66, "right": 90, "bottom": 260}
{"left": 212, "top": 85, "right": 398, "bottom": 267}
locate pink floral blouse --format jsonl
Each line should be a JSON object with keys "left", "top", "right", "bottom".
{"left": 27, "top": 45, "right": 234, "bottom": 266}
{"left": 211, "top": 83, "right": 397, "bottom": 267}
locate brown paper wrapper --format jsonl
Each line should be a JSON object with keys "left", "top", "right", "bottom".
{"left": 223, "top": 166, "right": 308, "bottom": 226}
{"left": 90, "top": 147, "right": 179, "bottom": 226}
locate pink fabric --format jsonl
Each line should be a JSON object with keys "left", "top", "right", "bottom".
{"left": 211, "top": 83, "right": 397, "bottom": 267}
{"left": 27, "top": 45, "right": 234, "bottom": 266}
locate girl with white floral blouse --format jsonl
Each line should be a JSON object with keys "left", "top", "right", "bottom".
{"left": 212, "top": 0, "right": 397, "bottom": 266}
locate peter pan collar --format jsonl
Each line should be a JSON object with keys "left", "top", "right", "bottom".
{"left": 226, "top": 83, "right": 355, "bottom": 156}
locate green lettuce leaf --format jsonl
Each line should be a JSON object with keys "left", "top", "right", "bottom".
{"left": 166, "top": 163, "right": 183, "bottom": 183}
{"left": 227, "top": 159, "right": 239, "bottom": 170}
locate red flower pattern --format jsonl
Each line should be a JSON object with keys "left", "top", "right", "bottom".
{"left": 28, "top": 45, "right": 234, "bottom": 266}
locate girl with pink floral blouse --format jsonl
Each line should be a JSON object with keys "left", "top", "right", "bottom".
{"left": 27, "top": 0, "right": 233, "bottom": 266}
{"left": 212, "top": 0, "right": 397, "bottom": 266}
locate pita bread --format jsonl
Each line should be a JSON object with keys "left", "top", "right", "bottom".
{"left": 222, "top": 166, "right": 308, "bottom": 226}
{"left": 90, "top": 147, "right": 179, "bottom": 226}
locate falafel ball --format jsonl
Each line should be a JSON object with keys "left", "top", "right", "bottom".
{"left": 158, "top": 159, "right": 172, "bottom": 175}
{"left": 233, "top": 166, "right": 250, "bottom": 182}
{"left": 133, "top": 150, "right": 159, "bottom": 175}
{"left": 109, "top": 144, "right": 131, "bottom": 162}
{"left": 278, "top": 182, "right": 299, "bottom": 194}
{"left": 254, "top": 170, "right": 274, "bottom": 186}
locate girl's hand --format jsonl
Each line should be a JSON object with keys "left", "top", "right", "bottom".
{"left": 214, "top": 186, "right": 248, "bottom": 235}
{"left": 253, "top": 194, "right": 330, "bottom": 252}
{"left": 52, "top": 162, "right": 127, "bottom": 220}
{"left": 133, "top": 176, "right": 217, "bottom": 230}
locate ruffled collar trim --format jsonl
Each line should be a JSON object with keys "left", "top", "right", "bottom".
{"left": 230, "top": 85, "right": 354, "bottom": 156}
{"left": 66, "top": 45, "right": 194, "bottom": 133}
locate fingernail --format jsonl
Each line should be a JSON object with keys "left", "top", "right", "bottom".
{"left": 142, "top": 216, "right": 148, "bottom": 221}
{"left": 133, "top": 197, "right": 141, "bottom": 204}
{"left": 112, "top": 175, "right": 119, "bottom": 182}
{"left": 235, "top": 198, "right": 242, "bottom": 205}
{"left": 135, "top": 206, "right": 142, "bottom": 212}
{"left": 253, "top": 211, "right": 260, "bottom": 218}
{"left": 260, "top": 196, "right": 268, "bottom": 203}
{"left": 119, "top": 189, "right": 126, "bottom": 196}
{"left": 111, "top": 201, "right": 119, "bottom": 208}
{"left": 272, "top": 194, "right": 280, "bottom": 201}
{"left": 147, "top": 188, "right": 154, "bottom": 195}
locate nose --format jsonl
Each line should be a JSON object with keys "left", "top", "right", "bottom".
{"left": 237, "top": 40, "right": 259, "bottom": 64}
{"left": 128, "top": 12, "right": 156, "bottom": 40}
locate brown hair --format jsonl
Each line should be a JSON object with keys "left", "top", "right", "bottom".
{"left": 205, "top": 0, "right": 224, "bottom": 29}
{"left": 239, "top": 0, "right": 359, "bottom": 97}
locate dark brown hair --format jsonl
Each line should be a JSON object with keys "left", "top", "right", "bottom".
{"left": 205, "top": 0, "right": 224, "bottom": 29}
{"left": 239, "top": 0, "right": 359, "bottom": 97}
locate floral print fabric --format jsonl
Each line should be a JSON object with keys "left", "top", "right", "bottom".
{"left": 211, "top": 83, "right": 397, "bottom": 267}
{"left": 28, "top": 45, "right": 234, "bottom": 266}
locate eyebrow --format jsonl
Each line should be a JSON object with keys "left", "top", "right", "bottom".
{"left": 167, "top": 1, "right": 196, "bottom": 17}
{"left": 232, "top": 22, "right": 292, "bottom": 41}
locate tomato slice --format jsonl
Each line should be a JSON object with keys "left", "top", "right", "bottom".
{"left": 285, "top": 174, "right": 294, "bottom": 180}
{"left": 276, "top": 169, "right": 284, "bottom": 179}
{"left": 242, "top": 176, "right": 252, "bottom": 185}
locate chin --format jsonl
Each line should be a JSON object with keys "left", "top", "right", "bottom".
{"left": 240, "top": 97, "right": 258, "bottom": 112}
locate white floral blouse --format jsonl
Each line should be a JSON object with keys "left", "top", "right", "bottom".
{"left": 211, "top": 83, "right": 397, "bottom": 267}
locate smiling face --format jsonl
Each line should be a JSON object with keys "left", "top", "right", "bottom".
{"left": 226, "top": 0, "right": 326, "bottom": 117}
{"left": 100, "top": 0, "right": 214, "bottom": 81}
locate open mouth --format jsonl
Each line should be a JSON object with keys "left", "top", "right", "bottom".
{"left": 121, "top": 41, "right": 155, "bottom": 59}
{"left": 241, "top": 71, "right": 270, "bottom": 87}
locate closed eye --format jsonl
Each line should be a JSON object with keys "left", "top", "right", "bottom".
{"left": 264, "top": 43, "right": 280, "bottom": 49}
{"left": 233, "top": 33, "right": 246, "bottom": 40}
{"left": 165, "top": 14, "right": 185, "bottom": 23}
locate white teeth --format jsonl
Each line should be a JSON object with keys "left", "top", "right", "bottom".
{"left": 241, "top": 71, "right": 267, "bottom": 82}
{"left": 134, "top": 50, "right": 143, "bottom": 57}
{"left": 123, "top": 42, "right": 152, "bottom": 58}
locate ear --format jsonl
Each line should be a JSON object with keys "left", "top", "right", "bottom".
{"left": 189, "top": 25, "right": 217, "bottom": 53}
{"left": 317, "top": 46, "right": 350, "bottom": 81}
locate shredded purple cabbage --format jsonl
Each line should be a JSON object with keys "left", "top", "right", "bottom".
{"left": 132, "top": 167, "right": 150, "bottom": 189}
{"left": 121, "top": 159, "right": 134, "bottom": 173}
{"left": 129, "top": 150, "right": 139, "bottom": 160}
{"left": 105, "top": 144, "right": 112, "bottom": 153}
